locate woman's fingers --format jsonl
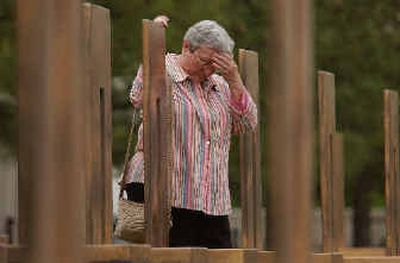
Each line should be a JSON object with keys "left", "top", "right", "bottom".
{"left": 212, "top": 53, "right": 236, "bottom": 75}
{"left": 213, "top": 53, "right": 232, "bottom": 65}
{"left": 153, "top": 15, "right": 169, "bottom": 28}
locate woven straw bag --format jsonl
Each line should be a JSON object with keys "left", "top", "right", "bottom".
{"left": 114, "top": 198, "right": 145, "bottom": 243}
{"left": 114, "top": 110, "right": 146, "bottom": 243}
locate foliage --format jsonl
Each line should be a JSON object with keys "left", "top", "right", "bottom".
{"left": 0, "top": 0, "right": 16, "bottom": 151}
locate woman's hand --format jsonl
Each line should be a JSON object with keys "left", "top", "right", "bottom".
{"left": 212, "top": 53, "right": 245, "bottom": 99}
{"left": 212, "top": 53, "right": 240, "bottom": 84}
{"left": 153, "top": 15, "right": 169, "bottom": 28}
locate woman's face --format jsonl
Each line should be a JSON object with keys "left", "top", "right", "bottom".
{"left": 182, "top": 42, "right": 218, "bottom": 82}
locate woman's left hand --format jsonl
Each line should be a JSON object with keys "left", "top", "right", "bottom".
{"left": 153, "top": 15, "right": 169, "bottom": 28}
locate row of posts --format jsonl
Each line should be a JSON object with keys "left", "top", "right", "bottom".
{"left": 15, "top": 0, "right": 313, "bottom": 262}
{"left": 318, "top": 72, "right": 400, "bottom": 257}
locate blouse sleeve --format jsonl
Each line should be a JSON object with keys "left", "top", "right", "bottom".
{"left": 228, "top": 83, "right": 258, "bottom": 135}
{"left": 129, "top": 65, "right": 144, "bottom": 109}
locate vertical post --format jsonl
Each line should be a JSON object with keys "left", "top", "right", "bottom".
{"left": 331, "top": 132, "right": 345, "bottom": 250}
{"left": 384, "top": 89, "right": 400, "bottom": 256}
{"left": 82, "top": 3, "right": 113, "bottom": 244}
{"left": 318, "top": 71, "right": 343, "bottom": 252}
{"left": 267, "top": 0, "right": 313, "bottom": 263}
{"left": 17, "top": 0, "right": 84, "bottom": 262}
{"left": 238, "top": 49, "right": 263, "bottom": 249}
{"left": 143, "top": 19, "right": 173, "bottom": 246}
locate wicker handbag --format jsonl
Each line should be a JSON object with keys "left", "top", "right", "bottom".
{"left": 114, "top": 110, "right": 146, "bottom": 243}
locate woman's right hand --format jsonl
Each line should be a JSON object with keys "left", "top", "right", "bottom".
{"left": 153, "top": 15, "right": 169, "bottom": 28}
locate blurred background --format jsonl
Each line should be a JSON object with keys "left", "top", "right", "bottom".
{"left": 1, "top": 0, "right": 400, "bottom": 248}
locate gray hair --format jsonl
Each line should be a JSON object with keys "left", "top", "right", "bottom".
{"left": 183, "top": 20, "right": 235, "bottom": 54}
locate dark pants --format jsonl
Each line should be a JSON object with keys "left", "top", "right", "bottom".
{"left": 125, "top": 182, "right": 232, "bottom": 248}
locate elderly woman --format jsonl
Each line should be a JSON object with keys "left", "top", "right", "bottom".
{"left": 125, "top": 18, "right": 257, "bottom": 248}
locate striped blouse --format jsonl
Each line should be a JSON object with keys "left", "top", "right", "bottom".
{"left": 126, "top": 53, "right": 257, "bottom": 215}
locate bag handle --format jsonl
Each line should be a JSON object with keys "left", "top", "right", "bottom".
{"left": 119, "top": 109, "right": 139, "bottom": 199}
